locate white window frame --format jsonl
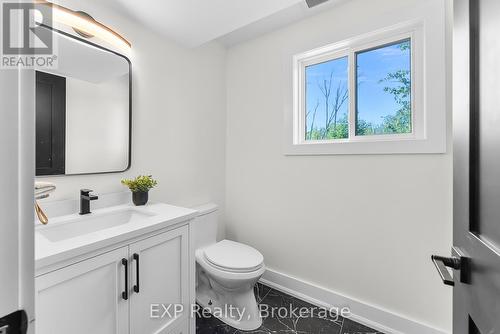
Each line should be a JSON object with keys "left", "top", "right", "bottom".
{"left": 285, "top": 20, "right": 446, "bottom": 155}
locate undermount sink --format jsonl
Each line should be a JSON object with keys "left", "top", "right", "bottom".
{"left": 37, "top": 208, "right": 156, "bottom": 242}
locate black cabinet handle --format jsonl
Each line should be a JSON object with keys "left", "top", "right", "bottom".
{"left": 431, "top": 255, "right": 460, "bottom": 286}
{"left": 133, "top": 253, "right": 140, "bottom": 293}
{"left": 122, "top": 258, "right": 129, "bottom": 300}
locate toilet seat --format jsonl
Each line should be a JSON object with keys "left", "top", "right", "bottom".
{"left": 203, "top": 240, "right": 264, "bottom": 273}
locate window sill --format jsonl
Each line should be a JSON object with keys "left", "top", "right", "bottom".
{"left": 284, "top": 137, "right": 446, "bottom": 155}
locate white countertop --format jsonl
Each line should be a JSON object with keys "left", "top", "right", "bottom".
{"left": 35, "top": 202, "right": 197, "bottom": 270}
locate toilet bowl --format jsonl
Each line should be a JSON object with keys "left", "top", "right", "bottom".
{"left": 193, "top": 204, "right": 265, "bottom": 331}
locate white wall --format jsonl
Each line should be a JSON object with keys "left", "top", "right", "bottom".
{"left": 65, "top": 75, "right": 129, "bottom": 174}
{"left": 0, "top": 32, "right": 35, "bottom": 331}
{"left": 225, "top": 0, "right": 452, "bottom": 332}
{"left": 31, "top": 0, "right": 453, "bottom": 331}
{"left": 37, "top": 0, "right": 227, "bottom": 235}
{"left": 0, "top": 60, "right": 21, "bottom": 323}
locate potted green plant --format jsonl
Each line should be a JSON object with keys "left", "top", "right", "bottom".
{"left": 121, "top": 175, "right": 158, "bottom": 206}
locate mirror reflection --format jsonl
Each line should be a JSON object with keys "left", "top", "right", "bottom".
{"left": 36, "top": 29, "right": 131, "bottom": 176}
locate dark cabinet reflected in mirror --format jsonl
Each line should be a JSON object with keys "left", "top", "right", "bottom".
{"left": 36, "top": 27, "right": 131, "bottom": 176}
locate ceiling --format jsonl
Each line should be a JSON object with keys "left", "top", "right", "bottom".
{"left": 100, "top": 0, "right": 346, "bottom": 48}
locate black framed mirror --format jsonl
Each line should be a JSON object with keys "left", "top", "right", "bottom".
{"left": 36, "top": 26, "right": 131, "bottom": 176}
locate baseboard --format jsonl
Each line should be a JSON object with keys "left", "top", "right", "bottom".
{"left": 259, "top": 268, "right": 448, "bottom": 334}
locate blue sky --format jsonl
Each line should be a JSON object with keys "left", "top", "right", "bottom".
{"left": 305, "top": 40, "right": 411, "bottom": 131}
{"left": 305, "top": 56, "right": 348, "bottom": 131}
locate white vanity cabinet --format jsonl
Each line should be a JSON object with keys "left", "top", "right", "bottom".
{"left": 36, "top": 246, "right": 130, "bottom": 334}
{"left": 35, "top": 224, "right": 190, "bottom": 334}
{"left": 129, "top": 226, "right": 189, "bottom": 334}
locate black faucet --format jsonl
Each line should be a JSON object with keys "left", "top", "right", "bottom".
{"left": 80, "top": 189, "right": 98, "bottom": 215}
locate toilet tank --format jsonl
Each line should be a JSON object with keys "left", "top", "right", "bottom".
{"left": 192, "top": 203, "right": 218, "bottom": 250}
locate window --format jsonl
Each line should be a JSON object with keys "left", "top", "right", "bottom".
{"left": 301, "top": 37, "right": 414, "bottom": 143}
{"left": 287, "top": 21, "right": 446, "bottom": 155}
{"left": 355, "top": 39, "right": 411, "bottom": 136}
{"left": 305, "top": 56, "right": 349, "bottom": 140}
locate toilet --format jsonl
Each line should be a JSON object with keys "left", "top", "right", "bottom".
{"left": 193, "top": 204, "right": 265, "bottom": 331}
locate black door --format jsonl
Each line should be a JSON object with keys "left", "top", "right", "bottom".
{"left": 432, "top": 0, "right": 500, "bottom": 333}
{"left": 35, "top": 71, "right": 66, "bottom": 175}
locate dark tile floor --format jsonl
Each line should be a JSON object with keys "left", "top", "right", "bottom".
{"left": 196, "top": 283, "right": 384, "bottom": 334}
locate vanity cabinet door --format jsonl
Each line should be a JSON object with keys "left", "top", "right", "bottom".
{"left": 129, "top": 225, "right": 189, "bottom": 334}
{"left": 35, "top": 247, "right": 129, "bottom": 334}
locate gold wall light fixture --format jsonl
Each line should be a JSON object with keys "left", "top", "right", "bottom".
{"left": 35, "top": 0, "right": 131, "bottom": 51}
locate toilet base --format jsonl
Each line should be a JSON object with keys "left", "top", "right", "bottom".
{"left": 196, "top": 280, "right": 262, "bottom": 331}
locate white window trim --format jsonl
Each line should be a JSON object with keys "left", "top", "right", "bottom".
{"left": 285, "top": 20, "right": 447, "bottom": 155}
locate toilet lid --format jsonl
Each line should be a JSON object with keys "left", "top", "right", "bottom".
{"left": 203, "top": 240, "right": 264, "bottom": 272}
